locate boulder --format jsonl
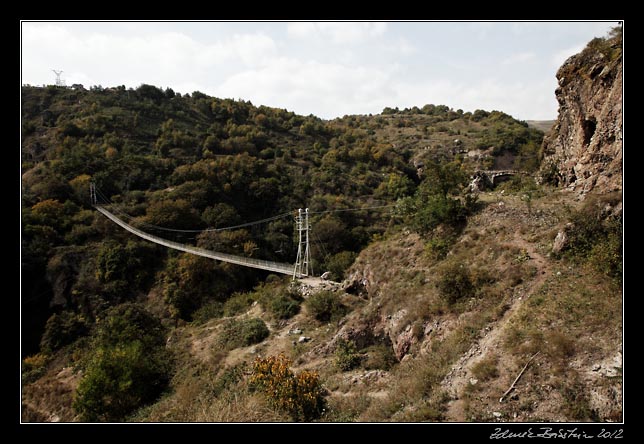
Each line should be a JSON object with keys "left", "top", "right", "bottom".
{"left": 552, "top": 222, "right": 573, "bottom": 254}
{"left": 552, "top": 231, "right": 567, "bottom": 254}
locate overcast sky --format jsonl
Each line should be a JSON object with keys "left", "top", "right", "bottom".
{"left": 21, "top": 21, "right": 618, "bottom": 120}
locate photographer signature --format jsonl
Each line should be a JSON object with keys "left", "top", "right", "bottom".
{"left": 490, "top": 427, "right": 623, "bottom": 439}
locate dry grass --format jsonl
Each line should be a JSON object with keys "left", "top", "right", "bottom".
{"left": 325, "top": 392, "right": 372, "bottom": 422}
{"left": 471, "top": 354, "right": 499, "bottom": 382}
{"left": 496, "top": 259, "right": 621, "bottom": 421}
{"left": 22, "top": 365, "right": 81, "bottom": 422}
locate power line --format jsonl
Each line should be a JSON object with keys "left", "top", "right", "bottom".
{"left": 93, "top": 185, "right": 397, "bottom": 237}
{"left": 312, "top": 230, "right": 330, "bottom": 262}
{"left": 93, "top": 185, "right": 291, "bottom": 234}
{"left": 309, "top": 203, "right": 397, "bottom": 215}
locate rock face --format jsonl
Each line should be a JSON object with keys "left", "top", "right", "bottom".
{"left": 540, "top": 32, "right": 622, "bottom": 195}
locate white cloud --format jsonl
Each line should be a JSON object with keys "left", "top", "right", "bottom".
{"left": 214, "top": 54, "right": 561, "bottom": 121}
{"left": 390, "top": 77, "right": 558, "bottom": 121}
{"left": 501, "top": 52, "right": 536, "bottom": 65}
{"left": 551, "top": 44, "right": 585, "bottom": 69}
{"left": 216, "top": 57, "right": 394, "bottom": 117}
{"left": 386, "top": 37, "right": 416, "bottom": 56}
{"left": 23, "top": 22, "right": 591, "bottom": 121}
{"left": 287, "top": 22, "right": 387, "bottom": 44}
{"left": 21, "top": 24, "right": 277, "bottom": 90}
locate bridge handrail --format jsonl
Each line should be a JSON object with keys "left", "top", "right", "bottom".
{"left": 95, "top": 205, "right": 299, "bottom": 276}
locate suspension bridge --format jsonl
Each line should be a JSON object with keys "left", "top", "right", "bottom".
{"left": 91, "top": 184, "right": 311, "bottom": 279}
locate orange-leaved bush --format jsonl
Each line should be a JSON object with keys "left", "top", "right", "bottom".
{"left": 250, "top": 353, "right": 325, "bottom": 421}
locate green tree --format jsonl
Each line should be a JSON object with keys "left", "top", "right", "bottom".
{"left": 30, "top": 199, "right": 67, "bottom": 230}
{"left": 335, "top": 339, "right": 362, "bottom": 371}
{"left": 73, "top": 304, "right": 170, "bottom": 421}
{"left": 313, "top": 216, "right": 348, "bottom": 255}
{"left": 375, "top": 173, "right": 416, "bottom": 200}
{"left": 69, "top": 174, "right": 93, "bottom": 205}
{"left": 406, "top": 160, "right": 473, "bottom": 234}
{"left": 74, "top": 341, "right": 168, "bottom": 421}
{"left": 144, "top": 198, "right": 203, "bottom": 230}
{"left": 136, "top": 84, "right": 165, "bottom": 104}
{"left": 202, "top": 203, "right": 240, "bottom": 228}
{"left": 40, "top": 311, "right": 88, "bottom": 352}
{"left": 324, "top": 251, "right": 357, "bottom": 281}
{"left": 95, "top": 241, "right": 160, "bottom": 300}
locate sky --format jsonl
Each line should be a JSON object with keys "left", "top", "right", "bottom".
{"left": 21, "top": 21, "right": 618, "bottom": 121}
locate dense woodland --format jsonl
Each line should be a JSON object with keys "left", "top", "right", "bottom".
{"left": 21, "top": 83, "right": 545, "bottom": 420}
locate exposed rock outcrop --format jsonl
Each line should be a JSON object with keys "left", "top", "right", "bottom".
{"left": 540, "top": 30, "right": 622, "bottom": 196}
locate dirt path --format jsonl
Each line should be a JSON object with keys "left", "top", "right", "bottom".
{"left": 441, "top": 232, "right": 551, "bottom": 421}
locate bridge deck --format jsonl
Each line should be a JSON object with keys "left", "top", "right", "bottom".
{"left": 95, "top": 205, "right": 299, "bottom": 277}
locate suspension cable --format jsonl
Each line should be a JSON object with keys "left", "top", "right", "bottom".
{"left": 93, "top": 185, "right": 292, "bottom": 233}
{"left": 308, "top": 203, "right": 397, "bottom": 215}
{"left": 93, "top": 185, "right": 397, "bottom": 237}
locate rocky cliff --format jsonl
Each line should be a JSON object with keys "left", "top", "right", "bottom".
{"left": 541, "top": 30, "right": 622, "bottom": 195}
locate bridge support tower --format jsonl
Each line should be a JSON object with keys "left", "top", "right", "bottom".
{"left": 90, "top": 182, "right": 97, "bottom": 205}
{"left": 293, "top": 208, "right": 311, "bottom": 279}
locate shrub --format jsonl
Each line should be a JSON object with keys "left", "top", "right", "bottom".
{"left": 425, "top": 234, "right": 455, "bottom": 261}
{"left": 212, "top": 363, "right": 246, "bottom": 397}
{"left": 363, "top": 343, "right": 398, "bottom": 371}
{"left": 266, "top": 292, "right": 301, "bottom": 320}
{"left": 305, "top": 291, "right": 347, "bottom": 322}
{"left": 40, "top": 311, "right": 89, "bottom": 352}
{"left": 588, "top": 219, "right": 622, "bottom": 281}
{"left": 94, "top": 303, "right": 166, "bottom": 348}
{"left": 191, "top": 301, "right": 224, "bottom": 325}
{"left": 562, "top": 196, "right": 622, "bottom": 282}
{"left": 223, "top": 292, "right": 255, "bottom": 316}
{"left": 73, "top": 341, "right": 169, "bottom": 421}
{"left": 73, "top": 304, "right": 170, "bottom": 421}
{"left": 219, "top": 318, "right": 269, "bottom": 350}
{"left": 250, "top": 354, "right": 326, "bottom": 421}
{"left": 22, "top": 353, "right": 50, "bottom": 384}
{"left": 334, "top": 339, "right": 362, "bottom": 371}
{"left": 546, "top": 331, "right": 576, "bottom": 360}
{"left": 540, "top": 160, "right": 560, "bottom": 186}
{"left": 324, "top": 251, "right": 357, "bottom": 281}
{"left": 437, "top": 262, "right": 474, "bottom": 305}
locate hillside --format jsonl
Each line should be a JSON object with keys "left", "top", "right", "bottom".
{"left": 526, "top": 120, "right": 556, "bottom": 133}
{"left": 21, "top": 30, "right": 621, "bottom": 423}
